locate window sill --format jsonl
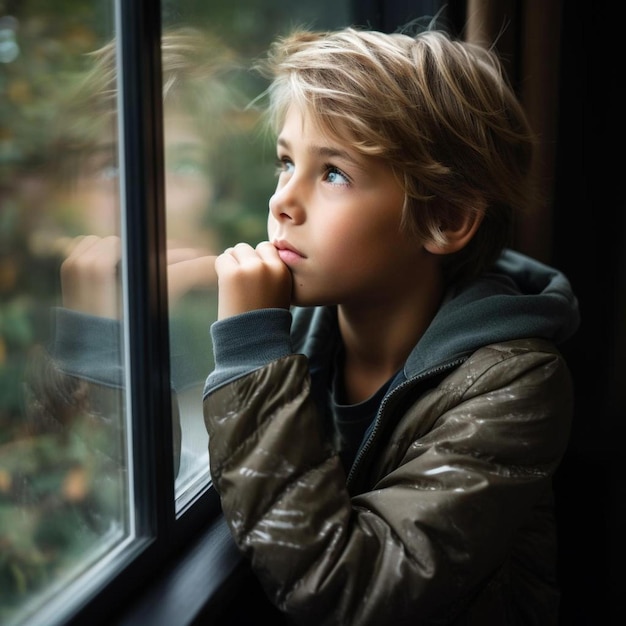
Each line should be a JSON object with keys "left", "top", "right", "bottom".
{"left": 115, "top": 514, "right": 245, "bottom": 625}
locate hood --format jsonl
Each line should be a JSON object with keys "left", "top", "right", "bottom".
{"left": 404, "top": 248, "right": 580, "bottom": 377}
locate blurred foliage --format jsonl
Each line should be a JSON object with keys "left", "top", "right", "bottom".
{"left": 1, "top": 0, "right": 112, "bottom": 433}
{"left": 0, "top": 405, "right": 125, "bottom": 620}
{"left": 0, "top": 0, "right": 352, "bottom": 622}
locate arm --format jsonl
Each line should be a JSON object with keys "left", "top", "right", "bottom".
{"left": 60, "top": 234, "right": 218, "bottom": 317}
{"left": 27, "top": 235, "right": 219, "bottom": 471}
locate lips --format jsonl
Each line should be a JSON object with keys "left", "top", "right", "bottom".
{"left": 272, "top": 239, "right": 305, "bottom": 265}
{"left": 278, "top": 248, "right": 304, "bottom": 264}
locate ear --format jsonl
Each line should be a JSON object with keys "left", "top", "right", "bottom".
{"left": 423, "top": 203, "right": 485, "bottom": 255}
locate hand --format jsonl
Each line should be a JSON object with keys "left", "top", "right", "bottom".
{"left": 60, "top": 236, "right": 219, "bottom": 318}
{"left": 214, "top": 241, "right": 292, "bottom": 319}
{"left": 166, "top": 244, "right": 218, "bottom": 306}
{"left": 60, "top": 235, "right": 122, "bottom": 318}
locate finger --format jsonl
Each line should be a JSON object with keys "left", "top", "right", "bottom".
{"left": 226, "top": 242, "right": 258, "bottom": 264}
{"left": 214, "top": 245, "right": 254, "bottom": 273}
{"left": 167, "top": 246, "right": 212, "bottom": 265}
{"left": 167, "top": 255, "right": 218, "bottom": 304}
{"left": 255, "top": 240, "right": 282, "bottom": 264}
{"left": 61, "top": 237, "right": 118, "bottom": 277}
{"left": 71, "top": 236, "right": 121, "bottom": 267}
{"left": 60, "top": 236, "right": 122, "bottom": 318}
{"left": 63, "top": 235, "right": 101, "bottom": 260}
{"left": 215, "top": 247, "right": 234, "bottom": 269}
{"left": 51, "top": 235, "right": 84, "bottom": 258}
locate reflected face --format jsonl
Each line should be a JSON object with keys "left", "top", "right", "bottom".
{"left": 57, "top": 114, "right": 214, "bottom": 247}
{"left": 68, "top": 143, "right": 121, "bottom": 237}
{"left": 163, "top": 114, "right": 215, "bottom": 245}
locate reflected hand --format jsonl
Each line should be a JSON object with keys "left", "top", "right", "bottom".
{"left": 214, "top": 241, "right": 292, "bottom": 320}
{"left": 60, "top": 235, "right": 121, "bottom": 318}
{"left": 60, "top": 236, "right": 220, "bottom": 318}
{"left": 166, "top": 243, "right": 218, "bottom": 306}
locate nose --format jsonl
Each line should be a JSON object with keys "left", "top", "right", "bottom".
{"left": 268, "top": 177, "right": 305, "bottom": 225}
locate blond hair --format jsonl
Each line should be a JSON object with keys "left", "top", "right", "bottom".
{"left": 54, "top": 27, "right": 240, "bottom": 168}
{"left": 258, "top": 26, "right": 537, "bottom": 284}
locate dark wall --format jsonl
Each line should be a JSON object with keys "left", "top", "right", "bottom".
{"left": 552, "top": 1, "right": 625, "bottom": 624}
{"left": 217, "top": 3, "right": 624, "bottom": 624}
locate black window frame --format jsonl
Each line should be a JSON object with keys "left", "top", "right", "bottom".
{"left": 63, "top": 1, "right": 227, "bottom": 623}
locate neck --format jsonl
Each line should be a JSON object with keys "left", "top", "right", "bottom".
{"left": 337, "top": 272, "right": 444, "bottom": 404}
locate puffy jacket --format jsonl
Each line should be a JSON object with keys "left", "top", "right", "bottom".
{"left": 203, "top": 249, "right": 580, "bottom": 626}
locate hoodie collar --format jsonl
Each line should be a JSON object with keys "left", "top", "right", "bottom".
{"left": 404, "top": 249, "right": 580, "bottom": 378}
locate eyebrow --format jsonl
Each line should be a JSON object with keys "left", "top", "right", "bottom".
{"left": 277, "top": 136, "right": 361, "bottom": 166}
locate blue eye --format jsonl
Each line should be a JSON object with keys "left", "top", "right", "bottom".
{"left": 325, "top": 166, "right": 349, "bottom": 186}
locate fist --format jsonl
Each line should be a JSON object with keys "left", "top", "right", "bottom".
{"left": 60, "top": 235, "right": 121, "bottom": 318}
{"left": 215, "top": 241, "right": 292, "bottom": 319}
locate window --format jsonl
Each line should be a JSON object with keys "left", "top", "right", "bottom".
{"left": 1, "top": 0, "right": 367, "bottom": 624}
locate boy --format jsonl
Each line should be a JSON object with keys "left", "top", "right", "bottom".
{"left": 203, "top": 25, "right": 580, "bottom": 625}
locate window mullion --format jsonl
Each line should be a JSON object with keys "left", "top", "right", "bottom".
{"left": 117, "top": 0, "right": 175, "bottom": 540}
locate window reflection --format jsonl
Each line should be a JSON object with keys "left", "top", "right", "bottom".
{"left": 31, "top": 26, "right": 247, "bottom": 516}
{"left": 0, "top": 0, "right": 351, "bottom": 623}
{"left": 1, "top": 22, "right": 251, "bottom": 620}
{"left": 159, "top": 27, "right": 247, "bottom": 506}
{"left": 0, "top": 6, "right": 126, "bottom": 625}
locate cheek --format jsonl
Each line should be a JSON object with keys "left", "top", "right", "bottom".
{"left": 166, "top": 176, "right": 213, "bottom": 215}
{"left": 323, "top": 215, "right": 406, "bottom": 270}
{"left": 323, "top": 217, "right": 374, "bottom": 254}
{"left": 74, "top": 185, "right": 120, "bottom": 236}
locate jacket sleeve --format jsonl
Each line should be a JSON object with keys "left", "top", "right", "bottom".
{"left": 203, "top": 339, "right": 573, "bottom": 626}
{"left": 19, "top": 312, "right": 131, "bottom": 541}
{"left": 25, "top": 308, "right": 181, "bottom": 473}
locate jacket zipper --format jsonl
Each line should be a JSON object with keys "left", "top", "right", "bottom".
{"left": 346, "top": 357, "right": 467, "bottom": 489}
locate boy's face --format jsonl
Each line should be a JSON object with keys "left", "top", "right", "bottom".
{"left": 267, "top": 105, "right": 432, "bottom": 308}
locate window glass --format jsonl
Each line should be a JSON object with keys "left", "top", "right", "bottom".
{"left": 0, "top": 0, "right": 352, "bottom": 623}
{"left": 0, "top": 2, "right": 133, "bottom": 624}
{"left": 162, "top": 1, "right": 352, "bottom": 511}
